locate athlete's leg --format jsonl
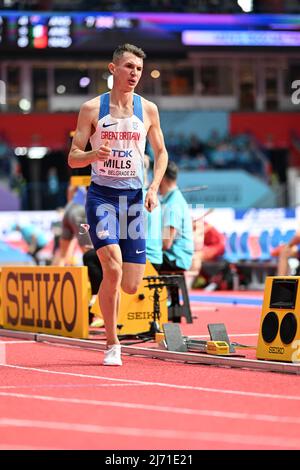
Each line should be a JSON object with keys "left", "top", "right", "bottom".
{"left": 83, "top": 248, "right": 103, "bottom": 295}
{"left": 96, "top": 244, "right": 123, "bottom": 346}
{"left": 121, "top": 262, "right": 146, "bottom": 294}
{"left": 119, "top": 192, "right": 146, "bottom": 294}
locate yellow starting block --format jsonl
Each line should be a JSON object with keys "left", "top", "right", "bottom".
{"left": 206, "top": 341, "right": 229, "bottom": 355}
{"left": 155, "top": 332, "right": 165, "bottom": 343}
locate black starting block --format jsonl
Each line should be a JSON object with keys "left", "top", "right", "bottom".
{"left": 207, "top": 323, "right": 235, "bottom": 353}
{"left": 162, "top": 323, "right": 188, "bottom": 352}
{"left": 144, "top": 274, "right": 193, "bottom": 324}
{"left": 162, "top": 322, "right": 245, "bottom": 357}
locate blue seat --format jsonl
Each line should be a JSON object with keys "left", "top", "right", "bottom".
{"left": 224, "top": 231, "right": 239, "bottom": 263}
{"left": 283, "top": 229, "right": 296, "bottom": 244}
{"left": 270, "top": 228, "right": 282, "bottom": 249}
{"left": 258, "top": 230, "right": 271, "bottom": 261}
{"left": 0, "top": 241, "right": 34, "bottom": 265}
{"left": 238, "top": 231, "right": 251, "bottom": 261}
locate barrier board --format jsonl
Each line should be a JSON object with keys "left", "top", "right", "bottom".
{"left": 1, "top": 266, "right": 89, "bottom": 339}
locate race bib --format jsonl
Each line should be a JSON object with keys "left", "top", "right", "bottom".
{"left": 96, "top": 154, "right": 137, "bottom": 178}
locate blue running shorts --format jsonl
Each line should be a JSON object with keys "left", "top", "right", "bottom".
{"left": 86, "top": 182, "right": 146, "bottom": 264}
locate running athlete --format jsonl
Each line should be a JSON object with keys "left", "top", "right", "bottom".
{"left": 68, "top": 44, "right": 168, "bottom": 365}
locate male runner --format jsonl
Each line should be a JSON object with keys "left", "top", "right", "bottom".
{"left": 68, "top": 44, "right": 168, "bottom": 365}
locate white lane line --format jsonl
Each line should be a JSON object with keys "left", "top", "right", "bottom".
{"left": 0, "top": 383, "right": 147, "bottom": 389}
{"left": 191, "top": 303, "right": 260, "bottom": 308}
{"left": 0, "top": 444, "right": 57, "bottom": 450}
{"left": 1, "top": 391, "right": 300, "bottom": 426}
{"left": 1, "top": 363, "right": 300, "bottom": 401}
{"left": 0, "top": 341, "right": 36, "bottom": 344}
{"left": 187, "top": 333, "right": 258, "bottom": 338}
{"left": 0, "top": 417, "right": 299, "bottom": 449}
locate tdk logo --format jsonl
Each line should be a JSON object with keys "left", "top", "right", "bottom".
{"left": 112, "top": 149, "right": 133, "bottom": 158}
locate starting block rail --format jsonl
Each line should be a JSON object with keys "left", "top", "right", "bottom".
{"left": 1, "top": 328, "right": 300, "bottom": 375}
{"left": 0, "top": 328, "right": 37, "bottom": 341}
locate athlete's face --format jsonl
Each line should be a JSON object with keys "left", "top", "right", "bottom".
{"left": 109, "top": 52, "right": 143, "bottom": 91}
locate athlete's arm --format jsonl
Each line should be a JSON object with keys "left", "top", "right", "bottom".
{"left": 68, "top": 101, "right": 111, "bottom": 169}
{"left": 144, "top": 102, "right": 168, "bottom": 212}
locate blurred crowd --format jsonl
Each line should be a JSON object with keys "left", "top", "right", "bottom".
{"left": 0, "top": 136, "right": 19, "bottom": 189}
{"left": 0, "top": 128, "right": 296, "bottom": 209}
{"left": 155, "top": 131, "right": 271, "bottom": 182}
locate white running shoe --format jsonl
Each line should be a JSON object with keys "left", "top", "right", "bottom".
{"left": 103, "top": 344, "right": 122, "bottom": 366}
{"left": 90, "top": 316, "right": 104, "bottom": 328}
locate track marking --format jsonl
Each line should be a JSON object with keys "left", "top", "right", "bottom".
{"left": 1, "top": 391, "right": 300, "bottom": 426}
{"left": 0, "top": 383, "right": 148, "bottom": 390}
{"left": 188, "top": 333, "right": 258, "bottom": 338}
{"left": 191, "top": 302, "right": 261, "bottom": 308}
{"left": 0, "top": 444, "right": 57, "bottom": 450}
{"left": 0, "top": 341, "right": 36, "bottom": 344}
{"left": 0, "top": 417, "right": 299, "bottom": 449}
{"left": 2, "top": 363, "right": 300, "bottom": 401}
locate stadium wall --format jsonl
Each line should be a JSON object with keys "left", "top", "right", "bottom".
{"left": 230, "top": 112, "right": 300, "bottom": 148}
{"left": 0, "top": 113, "right": 77, "bottom": 148}
{"left": 1, "top": 112, "right": 300, "bottom": 148}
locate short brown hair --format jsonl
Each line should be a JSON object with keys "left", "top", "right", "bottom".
{"left": 113, "top": 43, "right": 146, "bottom": 62}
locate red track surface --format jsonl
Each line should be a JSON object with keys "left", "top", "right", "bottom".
{"left": 1, "top": 291, "right": 300, "bottom": 450}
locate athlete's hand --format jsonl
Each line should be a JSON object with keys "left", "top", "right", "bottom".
{"left": 92, "top": 140, "right": 111, "bottom": 162}
{"left": 145, "top": 187, "right": 158, "bottom": 213}
{"left": 271, "top": 244, "right": 297, "bottom": 257}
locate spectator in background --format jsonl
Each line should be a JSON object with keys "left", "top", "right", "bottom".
{"left": 158, "top": 161, "right": 193, "bottom": 311}
{"left": 46, "top": 167, "right": 60, "bottom": 209}
{"left": 143, "top": 154, "right": 163, "bottom": 271}
{"left": 11, "top": 222, "right": 48, "bottom": 265}
{"left": 52, "top": 182, "right": 105, "bottom": 326}
{"left": 159, "top": 160, "right": 194, "bottom": 273}
{"left": 290, "top": 131, "right": 300, "bottom": 168}
{"left": 0, "top": 137, "right": 17, "bottom": 188}
{"left": 263, "top": 133, "right": 288, "bottom": 197}
{"left": 165, "top": 131, "right": 179, "bottom": 162}
{"left": 201, "top": 221, "right": 226, "bottom": 262}
{"left": 163, "top": 130, "right": 270, "bottom": 181}
{"left": 52, "top": 184, "right": 93, "bottom": 266}
{"left": 273, "top": 230, "right": 300, "bottom": 276}
{"left": 192, "top": 219, "right": 228, "bottom": 290}
{"left": 50, "top": 207, "right": 65, "bottom": 265}
{"left": 188, "top": 134, "right": 204, "bottom": 161}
